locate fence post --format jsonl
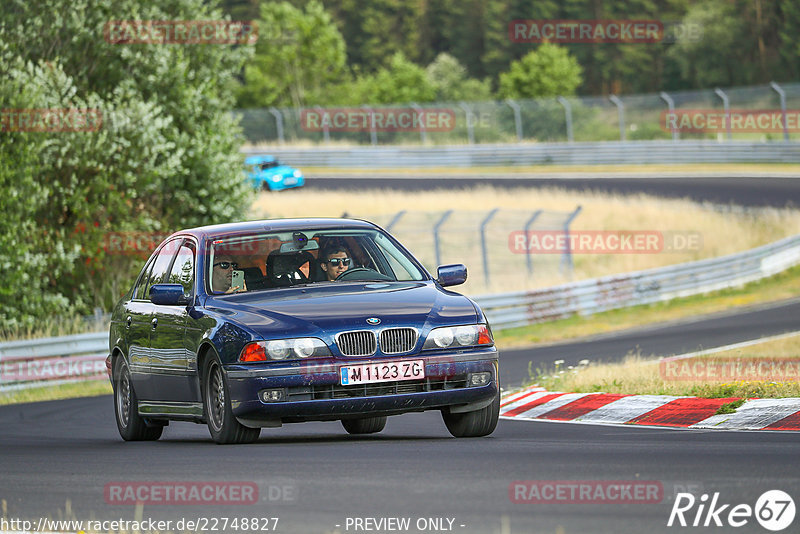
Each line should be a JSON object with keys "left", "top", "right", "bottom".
{"left": 609, "top": 94, "right": 626, "bottom": 141}
{"left": 410, "top": 102, "right": 427, "bottom": 144}
{"left": 557, "top": 96, "right": 574, "bottom": 142}
{"left": 363, "top": 106, "right": 377, "bottom": 146}
{"left": 659, "top": 91, "right": 679, "bottom": 141}
{"left": 713, "top": 88, "right": 732, "bottom": 140}
{"left": 770, "top": 82, "right": 790, "bottom": 142}
{"left": 433, "top": 210, "right": 453, "bottom": 267}
{"left": 458, "top": 102, "right": 475, "bottom": 144}
{"left": 386, "top": 210, "right": 406, "bottom": 232}
{"left": 268, "top": 108, "right": 284, "bottom": 144}
{"left": 559, "top": 205, "right": 583, "bottom": 275}
{"left": 480, "top": 208, "right": 500, "bottom": 287}
{"left": 523, "top": 209, "right": 543, "bottom": 275}
{"left": 314, "top": 105, "right": 330, "bottom": 144}
{"left": 505, "top": 99, "right": 523, "bottom": 142}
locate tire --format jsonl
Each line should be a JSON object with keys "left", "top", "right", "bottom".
{"left": 442, "top": 391, "right": 500, "bottom": 438}
{"left": 203, "top": 356, "right": 261, "bottom": 445}
{"left": 341, "top": 416, "right": 387, "bottom": 435}
{"left": 113, "top": 357, "right": 163, "bottom": 441}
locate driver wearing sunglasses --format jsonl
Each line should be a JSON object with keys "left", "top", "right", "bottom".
{"left": 211, "top": 256, "right": 246, "bottom": 293}
{"left": 320, "top": 245, "right": 352, "bottom": 281}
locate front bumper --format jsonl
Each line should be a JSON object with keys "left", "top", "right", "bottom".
{"left": 226, "top": 348, "right": 498, "bottom": 426}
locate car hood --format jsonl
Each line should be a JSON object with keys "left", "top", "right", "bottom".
{"left": 204, "top": 281, "right": 477, "bottom": 338}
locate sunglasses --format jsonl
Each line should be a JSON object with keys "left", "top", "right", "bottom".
{"left": 326, "top": 258, "right": 351, "bottom": 267}
{"left": 214, "top": 261, "right": 238, "bottom": 269}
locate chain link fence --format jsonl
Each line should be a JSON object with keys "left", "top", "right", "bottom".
{"left": 356, "top": 207, "right": 581, "bottom": 295}
{"left": 236, "top": 83, "right": 800, "bottom": 146}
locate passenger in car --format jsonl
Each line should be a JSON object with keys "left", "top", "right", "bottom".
{"left": 319, "top": 245, "right": 352, "bottom": 281}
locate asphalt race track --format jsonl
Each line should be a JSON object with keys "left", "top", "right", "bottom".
{"left": 2, "top": 300, "right": 799, "bottom": 534}
{"left": 306, "top": 175, "right": 800, "bottom": 208}
{"left": 500, "top": 297, "right": 800, "bottom": 388}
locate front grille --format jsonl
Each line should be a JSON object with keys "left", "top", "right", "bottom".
{"left": 379, "top": 327, "right": 417, "bottom": 354}
{"left": 287, "top": 376, "right": 469, "bottom": 401}
{"left": 336, "top": 330, "right": 377, "bottom": 357}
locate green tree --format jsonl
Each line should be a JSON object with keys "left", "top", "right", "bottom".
{"left": 0, "top": 0, "right": 252, "bottom": 326}
{"left": 237, "top": 0, "right": 347, "bottom": 108}
{"left": 498, "top": 43, "right": 582, "bottom": 98}
{"left": 357, "top": 52, "right": 437, "bottom": 104}
{"left": 426, "top": 53, "right": 492, "bottom": 102}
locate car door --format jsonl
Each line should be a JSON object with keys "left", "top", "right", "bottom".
{"left": 124, "top": 259, "right": 157, "bottom": 399}
{"left": 149, "top": 239, "right": 196, "bottom": 402}
{"left": 129, "top": 241, "right": 180, "bottom": 400}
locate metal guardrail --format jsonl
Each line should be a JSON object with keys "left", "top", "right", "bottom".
{"left": 0, "top": 332, "right": 108, "bottom": 391}
{"left": 244, "top": 141, "right": 800, "bottom": 167}
{"left": 473, "top": 233, "right": 800, "bottom": 330}
{"left": 2, "top": 233, "right": 799, "bottom": 390}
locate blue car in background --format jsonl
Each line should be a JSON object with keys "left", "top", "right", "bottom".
{"left": 245, "top": 155, "right": 304, "bottom": 191}
{"left": 107, "top": 218, "right": 500, "bottom": 444}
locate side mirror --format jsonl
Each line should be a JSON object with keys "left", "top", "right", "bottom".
{"left": 149, "top": 284, "right": 189, "bottom": 305}
{"left": 436, "top": 264, "right": 467, "bottom": 287}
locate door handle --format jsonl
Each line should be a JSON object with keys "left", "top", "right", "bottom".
{"left": 151, "top": 317, "right": 158, "bottom": 329}
{"left": 126, "top": 316, "right": 132, "bottom": 328}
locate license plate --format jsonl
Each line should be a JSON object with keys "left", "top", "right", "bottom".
{"left": 340, "top": 360, "right": 425, "bottom": 386}
{"left": 283, "top": 178, "right": 297, "bottom": 185}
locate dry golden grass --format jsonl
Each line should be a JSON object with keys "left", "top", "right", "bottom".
{"left": 249, "top": 185, "right": 800, "bottom": 295}
{"left": 533, "top": 333, "right": 800, "bottom": 398}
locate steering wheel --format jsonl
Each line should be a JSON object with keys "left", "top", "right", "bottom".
{"left": 273, "top": 268, "right": 309, "bottom": 286}
{"left": 335, "top": 268, "right": 394, "bottom": 282}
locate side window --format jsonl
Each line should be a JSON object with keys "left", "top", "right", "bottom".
{"left": 132, "top": 258, "right": 155, "bottom": 300}
{"left": 144, "top": 241, "right": 179, "bottom": 298}
{"left": 168, "top": 242, "right": 195, "bottom": 296}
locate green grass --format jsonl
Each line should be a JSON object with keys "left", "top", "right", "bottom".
{"left": 717, "top": 399, "right": 746, "bottom": 414}
{"left": 495, "top": 263, "right": 800, "bottom": 349}
{"left": 0, "top": 380, "right": 112, "bottom": 406}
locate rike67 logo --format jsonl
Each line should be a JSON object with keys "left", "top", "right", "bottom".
{"left": 668, "top": 490, "right": 795, "bottom": 531}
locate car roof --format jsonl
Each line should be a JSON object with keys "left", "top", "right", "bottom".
{"left": 244, "top": 155, "right": 277, "bottom": 164}
{"left": 172, "top": 218, "right": 379, "bottom": 241}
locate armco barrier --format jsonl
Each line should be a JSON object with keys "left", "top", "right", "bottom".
{"left": 0, "top": 332, "right": 108, "bottom": 391}
{"left": 243, "top": 141, "right": 800, "bottom": 167}
{"left": 473, "top": 233, "right": 800, "bottom": 329}
{"left": 2, "top": 233, "right": 800, "bottom": 390}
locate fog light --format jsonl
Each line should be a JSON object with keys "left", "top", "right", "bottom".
{"left": 467, "top": 372, "right": 491, "bottom": 386}
{"left": 259, "top": 389, "right": 286, "bottom": 402}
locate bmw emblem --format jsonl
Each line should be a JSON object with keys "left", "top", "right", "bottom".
{"left": 366, "top": 317, "right": 381, "bottom": 325}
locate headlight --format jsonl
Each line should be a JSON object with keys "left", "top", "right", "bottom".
{"left": 271, "top": 174, "right": 280, "bottom": 182}
{"left": 239, "top": 338, "right": 330, "bottom": 362}
{"left": 293, "top": 170, "right": 302, "bottom": 178}
{"left": 422, "top": 324, "right": 493, "bottom": 350}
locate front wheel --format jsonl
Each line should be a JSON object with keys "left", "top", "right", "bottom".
{"left": 113, "top": 357, "right": 162, "bottom": 441}
{"left": 442, "top": 391, "right": 500, "bottom": 438}
{"left": 203, "top": 356, "right": 261, "bottom": 445}
{"left": 341, "top": 416, "right": 387, "bottom": 434}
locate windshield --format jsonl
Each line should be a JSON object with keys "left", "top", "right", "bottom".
{"left": 257, "top": 161, "right": 279, "bottom": 170}
{"left": 207, "top": 228, "right": 426, "bottom": 294}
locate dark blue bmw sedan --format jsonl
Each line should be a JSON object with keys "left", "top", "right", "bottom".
{"left": 108, "top": 219, "right": 499, "bottom": 444}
